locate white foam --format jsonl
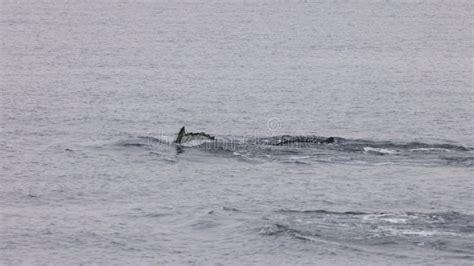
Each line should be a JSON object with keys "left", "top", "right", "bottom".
{"left": 401, "top": 230, "right": 435, "bottom": 236}
{"left": 384, "top": 218, "right": 408, "bottom": 223}
{"left": 180, "top": 139, "right": 211, "bottom": 147}
{"left": 363, "top": 147, "right": 397, "bottom": 154}
{"left": 289, "top": 156, "right": 311, "bottom": 160}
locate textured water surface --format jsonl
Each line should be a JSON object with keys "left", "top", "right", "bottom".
{"left": 1, "top": 0, "right": 473, "bottom": 265}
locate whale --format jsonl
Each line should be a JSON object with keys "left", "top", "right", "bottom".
{"left": 174, "top": 126, "right": 335, "bottom": 145}
{"left": 174, "top": 126, "right": 215, "bottom": 144}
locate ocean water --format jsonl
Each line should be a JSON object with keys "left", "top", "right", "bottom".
{"left": 1, "top": 0, "right": 473, "bottom": 264}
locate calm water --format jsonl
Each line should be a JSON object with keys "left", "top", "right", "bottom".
{"left": 1, "top": 0, "right": 473, "bottom": 264}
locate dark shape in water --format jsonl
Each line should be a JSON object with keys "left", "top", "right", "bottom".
{"left": 265, "top": 135, "right": 337, "bottom": 146}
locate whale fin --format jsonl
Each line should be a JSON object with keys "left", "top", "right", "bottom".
{"left": 175, "top": 126, "right": 186, "bottom": 143}
{"left": 175, "top": 126, "right": 216, "bottom": 144}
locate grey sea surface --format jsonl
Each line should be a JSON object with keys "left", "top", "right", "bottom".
{"left": 1, "top": 0, "right": 473, "bottom": 265}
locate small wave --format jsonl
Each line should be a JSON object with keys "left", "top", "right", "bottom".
{"left": 410, "top": 148, "right": 451, "bottom": 153}
{"left": 363, "top": 147, "right": 398, "bottom": 155}
{"left": 441, "top": 156, "right": 474, "bottom": 167}
{"left": 116, "top": 141, "right": 149, "bottom": 147}
{"left": 232, "top": 151, "right": 253, "bottom": 160}
{"left": 399, "top": 229, "right": 452, "bottom": 237}
{"left": 259, "top": 223, "right": 290, "bottom": 236}
{"left": 405, "top": 142, "right": 470, "bottom": 152}
{"left": 117, "top": 136, "right": 167, "bottom": 147}
{"left": 123, "top": 143, "right": 147, "bottom": 147}
{"left": 222, "top": 207, "right": 240, "bottom": 212}
{"left": 143, "top": 213, "right": 171, "bottom": 218}
{"left": 138, "top": 136, "right": 173, "bottom": 144}
{"left": 277, "top": 209, "right": 368, "bottom": 215}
